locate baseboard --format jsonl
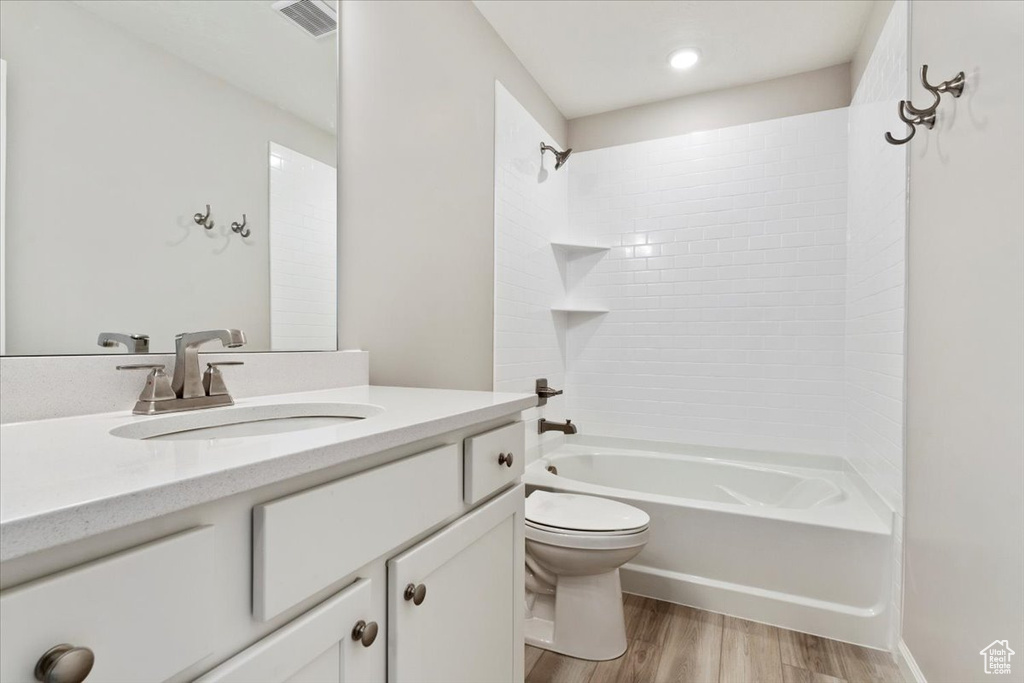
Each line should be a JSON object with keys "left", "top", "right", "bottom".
{"left": 897, "top": 639, "right": 927, "bottom": 683}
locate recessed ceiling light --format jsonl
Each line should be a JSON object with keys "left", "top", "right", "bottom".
{"left": 669, "top": 49, "right": 700, "bottom": 70}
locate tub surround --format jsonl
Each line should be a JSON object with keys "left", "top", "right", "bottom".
{"left": 0, "top": 385, "right": 536, "bottom": 562}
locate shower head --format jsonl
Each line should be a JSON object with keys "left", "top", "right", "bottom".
{"left": 540, "top": 142, "right": 572, "bottom": 170}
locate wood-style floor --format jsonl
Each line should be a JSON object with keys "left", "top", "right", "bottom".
{"left": 525, "top": 595, "right": 904, "bottom": 683}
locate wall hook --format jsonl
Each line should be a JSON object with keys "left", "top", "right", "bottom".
{"left": 885, "top": 65, "right": 965, "bottom": 146}
{"left": 231, "top": 214, "right": 250, "bottom": 238}
{"left": 921, "top": 64, "right": 966, "bottom": 99}
{"left": 193, "top": 204, "right": 214, "bottom": 230}
{"left": 885, "top": 101, "right": 935, "bottom": 145}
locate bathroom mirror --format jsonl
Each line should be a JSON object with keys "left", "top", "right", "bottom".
{"left": 0, "top": 0, "right": 338, "bottom": 355}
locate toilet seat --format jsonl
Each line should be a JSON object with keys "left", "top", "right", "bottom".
{"left": 525, "top": 491, "right": 649, "bottom": 550}
{"left": 526, "top": 521, "right": 649, "bottom": 550}
{"left": 526, "top": 490, "right": 650, "bottom": 533}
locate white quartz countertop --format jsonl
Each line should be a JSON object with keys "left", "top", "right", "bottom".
{"left": 0, "top": 385, "right": 536, "bottom": 562}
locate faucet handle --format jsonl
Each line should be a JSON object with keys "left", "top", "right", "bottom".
{"left": 117, "top": 364, "right": 175, "bottom": 402}
{"left": 204, "top": 362, "right": 243, "bottom": 397}
{"left": 535, "top": 378, "right": 563, "bottom": 406}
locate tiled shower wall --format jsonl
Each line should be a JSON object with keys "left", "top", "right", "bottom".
{"left": 847, "top": 0, "right": 908, "bottom": 646}
{"left": 493, "top": 83, "right": 568, "bottom": 452}
{"left": 567, "top": 110, "right": 850, "bottom": 457}
{"left": 846, "top": 2, "right": 907, "bottom": 521}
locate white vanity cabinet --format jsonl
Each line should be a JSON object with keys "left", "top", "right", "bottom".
{"left": 0, "top": 416, "right": 527, "bottom": 683}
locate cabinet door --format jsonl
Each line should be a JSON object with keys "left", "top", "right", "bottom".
{"left": 198, "top": 579, "right": 378, "bottom": 683}
{"left": 388, "top": 484, "right": 525, "bottom": 683}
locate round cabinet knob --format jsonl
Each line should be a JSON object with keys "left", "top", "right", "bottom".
{"left": 404, "top": 582, "right": 427, "bottom": 605}
{"left": 351, "top": 620, "right": 379, "bottom": 647}
{"left": 498, "top": 452, "right": 514, "bottom": 468}
{"left": 34, "top": 644, "right": 94, "bottom": 683}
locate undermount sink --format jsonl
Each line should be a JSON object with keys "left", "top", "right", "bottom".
{"left": 109, "top": 402, "right": 384, "bottom": 441}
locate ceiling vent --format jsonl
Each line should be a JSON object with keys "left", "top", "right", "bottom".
{"left": 272, "top": 0, "right": 338, "bottom": 39}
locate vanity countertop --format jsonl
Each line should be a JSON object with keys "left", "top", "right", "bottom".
{"left": 0, "top": 385, "right": 536, "bottom": 562}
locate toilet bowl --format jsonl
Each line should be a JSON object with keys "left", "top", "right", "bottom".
{"left": 524, "top": 490, "right": 650, "bottom": 661}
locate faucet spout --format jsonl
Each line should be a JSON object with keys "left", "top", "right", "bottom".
{"left": 539, "top": 419, "right": 578, "bottom": 435}
{"left": 97, "top": 332, "right": 150, "bottom": 353}
{"left": 172, "top": 329, "right": 247, "bottom": 398}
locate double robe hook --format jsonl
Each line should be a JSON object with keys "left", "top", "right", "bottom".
{"left": 193, "top": 205, "right": 251, "bottom": 238}
{"left": 885, "top": 65, "right": 966, "bottom": 145}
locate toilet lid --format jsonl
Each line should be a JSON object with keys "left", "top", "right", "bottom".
{"left": 525, "top": 491, "right": 649, "bottom": 533}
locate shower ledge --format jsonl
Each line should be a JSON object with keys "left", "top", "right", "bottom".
{"left": 551, "top": 303, "right": 609, "bottom": 314}
{"left": 550, "top": 240, "right": 612, "bottom": 255}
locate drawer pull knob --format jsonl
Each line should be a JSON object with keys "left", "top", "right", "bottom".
{"left": 404, "top": 582, "right": 427, "bottom": 605}
{"left": 34, "top": 644, "right": 94, "bottom": 683}
{"left": 352, "top": 620, "right": 379, "bottom": 647}
{"left": 498, "top": 452, "right": 514, "bottom": 468}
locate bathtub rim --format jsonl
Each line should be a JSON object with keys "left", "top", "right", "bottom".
{"left": 525, "top": 452, "right": 892, "bottom": 536}
{"left": 534, "top": 434, "right": 897, "bottom": 528}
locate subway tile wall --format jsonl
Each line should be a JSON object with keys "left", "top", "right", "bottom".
{"left": 269, "top": 142, "right": 338, "bottom": 351}
{"left": 494, "top": 83, "right": 569, "bottom": 452}
{"left": 847, "top": 0, "right": 908, "bottom": 647}
{"left": 847, "top": 1, "right": 907, "bottom": 521}
{"left": 566, "top": 109, "right": 850, "bottom": 457}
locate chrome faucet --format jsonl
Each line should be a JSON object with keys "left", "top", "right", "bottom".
{"left": 539, "top": 418, "right": 578, "bottom": 435}
{"left": 118, "top": 329, "right": 246, "bottom": 415}
{"left": 98, "top": 332, "right": 150, "bottom": 353}
{"left": 172, "top": 329, "right": 246, "bottom": 398}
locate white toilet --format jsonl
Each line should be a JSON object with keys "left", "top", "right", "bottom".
{"left": 524, "top": 490, "right": 650, "bottom": 661}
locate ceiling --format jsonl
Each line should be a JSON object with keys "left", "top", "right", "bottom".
{"left": 474, "top": 0, "right": 874, "bottom": 119}
{"left": 72, "top": 1, "right": 336, "bottom": 133}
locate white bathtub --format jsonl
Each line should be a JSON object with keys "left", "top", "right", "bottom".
{"left": 524, "top": 437, "right": 894, "bottom": 649}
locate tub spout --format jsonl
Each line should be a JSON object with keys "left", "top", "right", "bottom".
{"left": 539, "top": 418, "right": 577, "bottom": 435}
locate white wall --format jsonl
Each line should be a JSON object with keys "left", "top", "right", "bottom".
{"left": 493, "top": 83, "right": 569, "bottom": 452}
{"left": 338, "top": 0, "right": 567, "bottom": 391}
{"left": 566, "top": 110, "right": 850, "bottom": 456}
{"left": 0, "top": 0, "right": 334, "bottom": 355}
{"left": 903, "top": 1, "right": 1024, "bottom": 680}
{"left": 844, "top": 0, "right": 908, "bottom": 647}
{"left": 568, "top": 65, "right": 852, "bottom": 154}
{"left": 269, "top": 143, "right": 338, "bottom": 351}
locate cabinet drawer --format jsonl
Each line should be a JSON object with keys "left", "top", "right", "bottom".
{"left": 463, "top": 421, "right": 525, "bottom": 504}
{"left": 0, "top": 527, "right": 215, "bottom": 683}
{"left": 198, "top": 578, "right": 378, "bottom": 683}
{"left": 254, "top": 444, "right": 461, "bottom": 621}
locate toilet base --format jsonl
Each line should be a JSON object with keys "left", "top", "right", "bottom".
{"left": 525, "top": 569, "right": 628, "bottom": 661}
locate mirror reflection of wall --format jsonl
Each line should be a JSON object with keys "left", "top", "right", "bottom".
{"left": 0, "top": 0, "right": 338, "bottom": 355}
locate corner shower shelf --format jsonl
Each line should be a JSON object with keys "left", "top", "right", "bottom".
{"left": 550, "top": 240, "right": 611, "bottom": 255}
{"left": 551, "top": 303, "right": 609, "bottom": 314}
